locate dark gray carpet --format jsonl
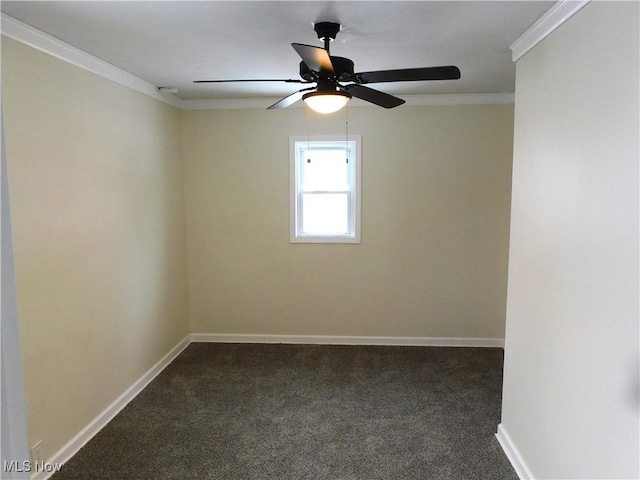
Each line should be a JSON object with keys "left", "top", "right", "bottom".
{"left": 52, "top": 343, "right": 517, "bottom": 480}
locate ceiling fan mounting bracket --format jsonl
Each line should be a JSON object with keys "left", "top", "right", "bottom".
{"left": 314, "top": 22, "right": 341, "bottom": 42}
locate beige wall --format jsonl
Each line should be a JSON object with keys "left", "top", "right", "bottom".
{"left": 182, "top": 104, "right": 513, "bottom": 339}
{"left": 2, "top": 38, "right": 190, "bottom": 461}
{"left": 501, "top": 2, "right": 639, "bottom": 478}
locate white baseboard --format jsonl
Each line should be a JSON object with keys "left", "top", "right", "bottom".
{"left": 190, "top": 333, "right": 504, "bottom": 348}
{"left": 495, "top": 423, "right": 535, "bottom": 480}
{"left": 33, "top": 335, "right": 191, "bottom": 480}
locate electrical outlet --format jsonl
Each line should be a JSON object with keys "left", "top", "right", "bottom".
{"left": 31, "top": 440, "right": 44, "bottom": 464}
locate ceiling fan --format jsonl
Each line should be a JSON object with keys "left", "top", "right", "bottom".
{"left": 194, "top": 22, "right": 461, "bottom": 114}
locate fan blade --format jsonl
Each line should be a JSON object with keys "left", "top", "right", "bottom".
{"left": 267, "top": 90, "right": 307, "bottom": 110}
{"left": 292, "top": 43, "right": 334, "bottom": 74}
{"left": 343, "top": 84, "right": 405, "bottom": 109}
{"left": 194, "top": 79, "right": 309, "bottom": 84}
{"left": 357, "top": 66, "right": 461, "bottom": 84}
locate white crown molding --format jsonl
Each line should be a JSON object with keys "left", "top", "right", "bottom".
{"left": 1, "top": 13, "right": 181, "bottom": 109}
{"left": 190, "top": 333, "right": 505, "bottom": 348}
{"left": 405, "top": 93, "right": 514, "bottom": 106}
{"left": 510, "top": 0, "right": 591, "bottom": 62}
{"left": 180, "top": 97, "right": 288, "bottom": 111}
{"left": 496, "top": 423, "right": 536, "bottom": 480}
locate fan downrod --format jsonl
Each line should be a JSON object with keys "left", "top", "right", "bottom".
{"left": 314, "top": 22, "right": 340, "bottom": 51}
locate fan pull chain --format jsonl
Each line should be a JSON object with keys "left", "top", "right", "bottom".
{"left": 345, "top": 102, "right": 349, "bottom": 164}
{"left": 306, "top": 106, "right": 311, "bottom": 163}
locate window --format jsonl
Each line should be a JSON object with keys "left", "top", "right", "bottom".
{"left": 290, "top": 136, "right": 361, "bottom": 243}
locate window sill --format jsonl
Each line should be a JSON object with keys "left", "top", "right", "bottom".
{"left": 290, "top": 235, "right": 361, "bottom": 244}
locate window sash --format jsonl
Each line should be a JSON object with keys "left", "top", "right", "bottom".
{"left": 290, "top": 136, "right": 361, "bottom": 243}
{"left": 298, "top": 192, "right": 352, "bottom": 236}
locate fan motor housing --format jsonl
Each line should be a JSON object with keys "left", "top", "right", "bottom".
{"left": 299, "top": 56, "right": 355, "bottom": 82}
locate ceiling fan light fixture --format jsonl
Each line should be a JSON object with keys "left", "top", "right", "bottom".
{"left": 302, "top": 91, "right": 351, "bottom": 114}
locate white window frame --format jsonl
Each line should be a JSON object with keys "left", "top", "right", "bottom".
{"left": 290, "top": 135, "right": 361, "bottom": 244}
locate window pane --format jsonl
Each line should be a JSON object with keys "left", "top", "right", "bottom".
{"left": 301, "top": 148, "right": 349, "bottom": 191}
{"left": 301, "top": 193, "right": 349, "bottom": 235}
